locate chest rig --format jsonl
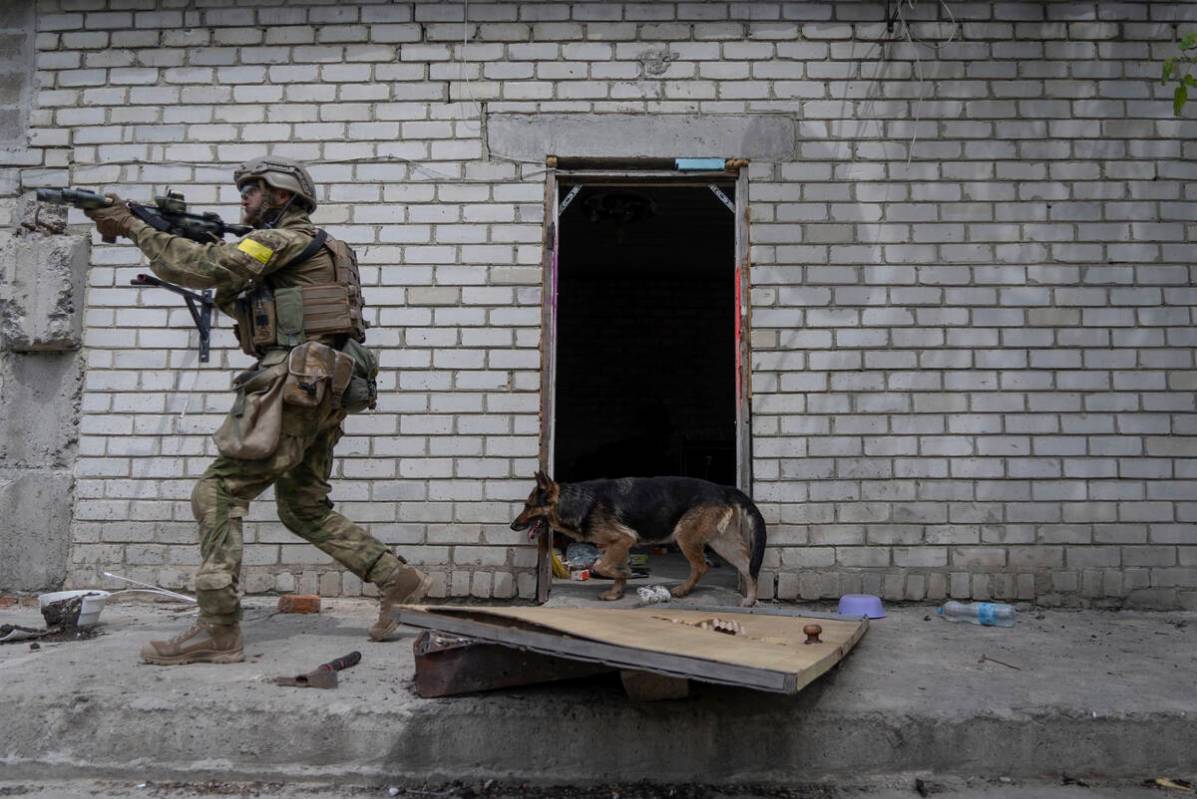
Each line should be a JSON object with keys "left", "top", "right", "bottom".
{"left": 232, "top": 230, "right": 368, "bottom": 358}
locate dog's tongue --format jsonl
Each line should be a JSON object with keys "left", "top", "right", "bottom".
{"left": 527, "top": 519, "right": 544, "bottom": 542}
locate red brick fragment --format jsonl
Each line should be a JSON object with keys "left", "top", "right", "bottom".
{"left": 277, "top": 594, "right": 321, "bottom": 614}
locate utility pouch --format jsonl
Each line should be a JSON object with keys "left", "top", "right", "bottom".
{"left": 274, "top": 286, "right": 305, "bottom": 348}
{"left": 232, "top": 320, "right": 255, "bottom": 358}
{"left": 213, "top": 363, "right": 287, "bottom": 460}
{"left": 250, "top": 286, "right": 277, "bottom": 350}
{"left": 283, "top": 340, "right": 354, "bottom": 408}
{"left": 340, "top": 338, "right": 380, "bottom": 414}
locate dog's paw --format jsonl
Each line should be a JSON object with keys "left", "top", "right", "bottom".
{"left": 599, "top": 590, "right": 623, "bottom": 601}
{"left": 739, "top": 597, "right": 758, "bottom": 607}
{"left": 669, "top": 585, "right": 691, "bottom": 598}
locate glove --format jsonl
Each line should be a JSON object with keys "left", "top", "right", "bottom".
{"left": 84, "top": 195, "right": 137, "bottom": 241}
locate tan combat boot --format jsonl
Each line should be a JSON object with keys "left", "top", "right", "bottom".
{"left": 140, "top": 622, "right": 244, "bottom": 665}
{"left": 369, "top": 564, "right": 432, "bottom": 641}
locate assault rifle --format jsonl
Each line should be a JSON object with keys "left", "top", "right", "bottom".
{"left": 37, "top": 187, "right": 237, "bottom": 363}
{"left": 36, "top": 187, "right": 251, "bottom": 244}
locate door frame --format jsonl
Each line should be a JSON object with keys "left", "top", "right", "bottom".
{"left": 535, "top": 160, "right": 752, "bottom": 602}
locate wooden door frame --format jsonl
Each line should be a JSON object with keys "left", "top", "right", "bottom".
{"left": 535, "top": 161, "right": 752, "bottom": 603}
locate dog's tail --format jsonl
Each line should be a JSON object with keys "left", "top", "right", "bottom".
{"left": 730, "top": 490, "right": 767, "bottom": 578}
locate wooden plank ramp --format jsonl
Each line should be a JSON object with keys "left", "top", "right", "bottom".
{"left": 400, "top": 605, "right": 868, "bottom": 698}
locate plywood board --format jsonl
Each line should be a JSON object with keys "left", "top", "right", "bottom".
{"left": 399, "top": 605, "right": 868, "bottom": 695}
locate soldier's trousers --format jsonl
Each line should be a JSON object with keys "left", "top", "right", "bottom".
{"left": 191, "top": 398, "right": 403, "bottom": 626}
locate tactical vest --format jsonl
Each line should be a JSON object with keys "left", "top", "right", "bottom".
{"left": 232, "top": 230, "right": 368, "bottom": 358}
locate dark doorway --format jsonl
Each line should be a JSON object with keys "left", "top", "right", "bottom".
{"left": 553, "top": 183, "right": 737, "bottom": 486}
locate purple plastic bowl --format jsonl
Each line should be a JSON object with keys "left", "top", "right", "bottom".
{"left": 837, "top": 593, "right": 886, "bottom": 619}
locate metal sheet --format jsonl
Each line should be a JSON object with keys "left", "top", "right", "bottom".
{"left": 412, "top": 631, "right": 612, "bottom": 697}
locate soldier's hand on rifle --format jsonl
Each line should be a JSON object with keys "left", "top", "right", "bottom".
{"left": 84, "top": 194, "right": 138, "bottom": 241}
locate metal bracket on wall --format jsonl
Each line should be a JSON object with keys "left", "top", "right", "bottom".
{"left": 130, "top": 273, "right": 214, "bottom": 363}
{"left": 709, "top": 184, "right": 735, "bottom": 213}
{"left": 558, "top": 185, "right": 582, "bottom": 217}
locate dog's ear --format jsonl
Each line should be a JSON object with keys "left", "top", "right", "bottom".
{"left": 535, "top": 470, "right": 552, "bottom": 489}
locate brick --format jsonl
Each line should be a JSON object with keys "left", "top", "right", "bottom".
{"left": 277, "top": 594, "right": 321, "bottom": 614}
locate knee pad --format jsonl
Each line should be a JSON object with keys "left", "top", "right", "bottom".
{"left": 191, "top": 476, "right": 226, "bottom": 524}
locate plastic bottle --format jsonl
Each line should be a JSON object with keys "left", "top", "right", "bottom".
{"left": 936, "top": 600, "right": 1016, "bottom": 627}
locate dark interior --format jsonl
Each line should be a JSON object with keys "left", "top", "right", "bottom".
{"left": 553, "top": 183, "right": 737, "bottom": 486}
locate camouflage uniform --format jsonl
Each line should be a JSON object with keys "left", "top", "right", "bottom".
{"left": 122, "top": 204, "right": 411, "bottom": 628}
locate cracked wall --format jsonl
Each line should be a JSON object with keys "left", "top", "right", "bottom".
{"left": 0, "top": 2, "right": 86, "bottom": 592}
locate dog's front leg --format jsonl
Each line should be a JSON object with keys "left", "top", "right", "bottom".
{"left": 593, "top": 536, "right": 634, "bottom": 601}
{"left": 598, "top": 575, "right": 627, "bottom": 602}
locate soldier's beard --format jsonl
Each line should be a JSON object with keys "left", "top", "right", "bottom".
{"left": 244, "top": 200, "right": 286, "bottom": 228}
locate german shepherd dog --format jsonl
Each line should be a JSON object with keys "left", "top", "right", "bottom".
{"left": 511, "top": 473, "right": 767, "bottom": 606}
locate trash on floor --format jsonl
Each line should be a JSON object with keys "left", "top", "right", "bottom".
{"left": 978, "top": 653, "right": 1022, "bottom": 671}
{"left": 938, "top": 600, "right": 1016, "bottom": 627}
{"left": 0, "top": 624, "right": 47, "bottom": 644}
{"left": 636, "top": 585, "right": 672, "bottom": 604}
{"left": 657, "top": 615, "right": 743, "bottom": 635}
{"left": 273, "top": 650, "right": 361, "bottom": 689}
{"left": 39, "top": 590, "right": 109, "bottom": 627}
{"left": 1148, "top": 777, "right": 1194, "bottom": 793}
{"left": 550, "top": 549, "right": 570, "bottom": 579}
{"left": 0, "top": 590, "right": 110, "bottom": 645}
{"left": 564, "top": 541, "right": 600, "bottom": 569}
{"left": 103, "top": 572, "right": 197, "bottom": 603}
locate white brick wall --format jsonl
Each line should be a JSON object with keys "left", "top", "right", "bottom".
{"left": 12, "top": 0, "right": 1197, "bottom": 608}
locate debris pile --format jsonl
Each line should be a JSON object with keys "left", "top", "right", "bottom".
{"left": 0, "top": 592, "right": 104, "bottom": 644}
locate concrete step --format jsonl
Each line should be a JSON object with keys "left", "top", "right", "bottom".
{"left": 0, "top": 777, "right": 1178, "bottom": 798}
{"left": 2, "top": 599, "right": 1194, "bottom": 785}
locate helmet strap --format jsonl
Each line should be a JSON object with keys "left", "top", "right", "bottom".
{"left": 260, "top": 193, "right": 296, "bottom": 229}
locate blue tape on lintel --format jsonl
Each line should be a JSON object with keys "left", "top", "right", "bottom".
{"left": 675, "top": 158, "right": 727, "bottom": 171}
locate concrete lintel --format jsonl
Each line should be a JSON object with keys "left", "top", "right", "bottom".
{"left": 487, "top": 113, "right": 796, "bottom": 162}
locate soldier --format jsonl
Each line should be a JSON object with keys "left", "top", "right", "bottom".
{"left": 85, "top": 157, "right": 430, "bottom": 664}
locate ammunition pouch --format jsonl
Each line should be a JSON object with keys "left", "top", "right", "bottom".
{"left": 274, "top": 286, "right": 306, "bottom": 348}
{"left": 233, "top": 286, "right": 278, "bottom": 357}
{"left": 283, "top": 341, "right": 354, "bottom": 409}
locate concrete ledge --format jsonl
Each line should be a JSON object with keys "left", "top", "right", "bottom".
{"left": 2, "top": 601, "right": 1194, "bottom": 784}
{"left": 487, "top": 113, "right": 797, "bottom": 161}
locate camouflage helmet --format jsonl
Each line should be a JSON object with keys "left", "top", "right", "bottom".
{"left": 234, "top": 156, "right": 317, "bottom": 211}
